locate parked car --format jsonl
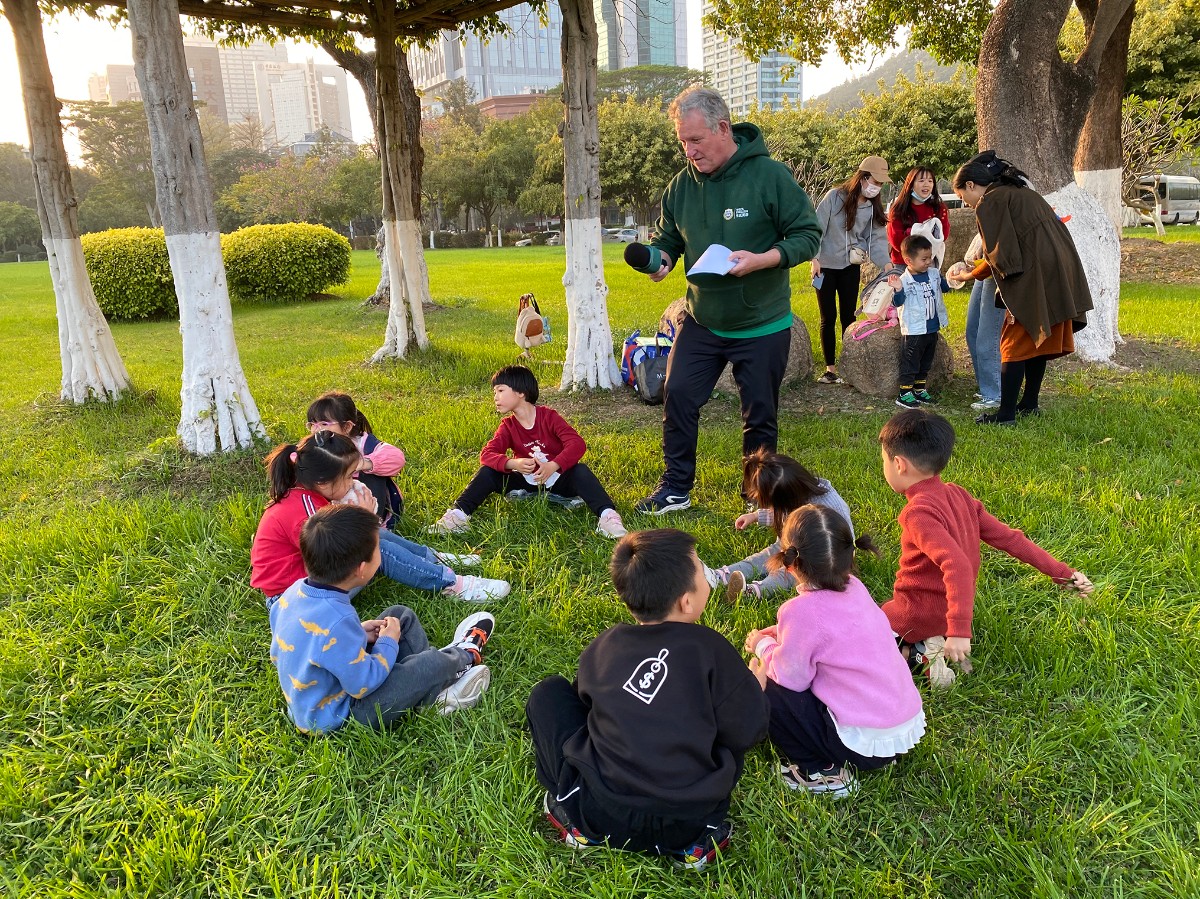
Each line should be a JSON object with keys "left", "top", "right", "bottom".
{"left": 614, "top": 228, "right": 640, "bottom": 243}
{"left": 515, "top": 231, "right": 562, "bottom": 247}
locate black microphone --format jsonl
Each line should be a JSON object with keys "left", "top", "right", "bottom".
{"left": 624, "top": 241, "right": 662, "bottom": 274}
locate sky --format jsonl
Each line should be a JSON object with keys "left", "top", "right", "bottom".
{"left": 0, "top": 6, "right": 891, "bottom": 155}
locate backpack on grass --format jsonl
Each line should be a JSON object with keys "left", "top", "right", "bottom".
{"left": 515, "top": 293, "right": 550, "bottom": 354}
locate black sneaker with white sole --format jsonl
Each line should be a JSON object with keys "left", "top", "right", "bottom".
{"left": 634, "top": 482, "right": 692, "bottom": 514}
{"left": 670, "top": 820, "right": 732, "bottom": 871}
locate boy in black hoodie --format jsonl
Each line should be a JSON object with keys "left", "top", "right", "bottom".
{"left": 525, "top": 528, "right": 769, "bottom": 871}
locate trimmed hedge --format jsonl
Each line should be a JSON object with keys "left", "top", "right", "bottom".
{"left": 81, "top": 227, "right": 177, "bottom": 320}
{"left": 222, "top": 223, "right": 351, "bottom": 303}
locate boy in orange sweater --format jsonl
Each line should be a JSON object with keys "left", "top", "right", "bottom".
{"left": 879, "top": 409, "right": 1093, "bottom": 686}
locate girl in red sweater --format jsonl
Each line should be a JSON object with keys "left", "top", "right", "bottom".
{"left": 887, "top": 168, "right": 950, "bottom": 267}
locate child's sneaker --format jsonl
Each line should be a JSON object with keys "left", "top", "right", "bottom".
{"left": 543, "top": 792, "right": 598, "bottom": 848}
{"left": 724, "top": 570, "right": 746, "bottom": 602}
{"left": 447, "top": 610, "right": 495, "bottom": 662}
{"left": 970, "top": 397, "right": 1000, "bottom": 411}
{"left": 445, "top": 575, "right": 511, "bottom": 604}
{"left": 913, "top": 389, "right": 936, "bottom": 405}
{"left": 916, "top": 636, "right": 957, "bottom": 688}
{"left": 434, "top": 550, "right": 482, "bottom": 568}
{"left": 505, "top": 488, "right": 536, "bottom": 501}
{"left": 596, "top": 509, "right": 628, "bottom": 539}
{"left": 670, "top": 821, "right": 733, "bottom": 872}
{"left": 779, "top": 763, "right": 858, "bottom": 798}
{"left": 547, "top": 492, "right": 586, "bottom": 509}
{"left": 435, "top": 664, "right": 490, "bottom": 714}
{"left": 895, "top": 391, "right": 921, "bottom": 409}
{"left": 428, "top": 508, "right": 470, "bottom": 534}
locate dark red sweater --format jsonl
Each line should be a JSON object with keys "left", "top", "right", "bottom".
{"left": 480, "top": 406, "right": 587, "bottom": 473}
{"left": 250, "top": 488, "right": 328, "bottom": 597}
{"left": 888, "top": 202, "right": 951, "bottom": 265}
{"left": 882, "top": 476, "right": 1073, "bottom": 641}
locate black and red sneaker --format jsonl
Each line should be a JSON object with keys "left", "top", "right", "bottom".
{"left": 670, "top": 821, "right": 732, "bottom": 872}
{"left": 542, "top": 792, "right": 597, "bottom": 848}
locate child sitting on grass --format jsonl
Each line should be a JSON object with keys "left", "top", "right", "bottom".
{"left": 429, "top": 365, "right": 627, "bottom": 539}
{"left": 714, "top": 448, "right": 861, "bottom": 601}
{"left": 525, "top": 529, "right": 768, "bottom": 872}
{"left": 251, "top": 431, "right": 510, "bottom": 607}
{"left": 269, "top": 506, "right": 496, "bottom": 731}
{"left": 879, "top": 409, "right": 1094, "bottom": 687}
{"left": 744, "top": 505, "right": 923, "bottom": 798}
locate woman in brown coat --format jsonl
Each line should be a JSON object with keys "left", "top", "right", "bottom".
{"left": 949, "top": 152, "right": 1093, "bottom": 424}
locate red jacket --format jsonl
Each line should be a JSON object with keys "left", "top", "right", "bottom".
{"left": 882, "top": 477, "right": 1073, "bottom": 641}
{"left": 250, "top": 488, "right": 329, "bottom": 597}
{"left": 480, "top": 406, "right": 586, "bottom": 473}
{"left": 888, "top": 202, "right": 951, "bottom": 265}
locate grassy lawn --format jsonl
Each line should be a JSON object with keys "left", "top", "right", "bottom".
{"left": 1, "top": 246, "right": 1198, "bottom": 897}
{"left": 1122, "top": 223, "right": 1200, "bottom": 242}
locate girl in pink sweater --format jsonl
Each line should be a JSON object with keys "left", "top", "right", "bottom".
{"left": 745, "top": 505, "right": 925, "bottom": 797}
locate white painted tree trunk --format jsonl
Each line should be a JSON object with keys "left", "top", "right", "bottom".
{"left": 561, "top": 218, "right": 620, "bottom": 387}
{"left": 169, "top": 232, "right": 264, "bottom": 453}
{"left": 7, "top": 0, "right": 129, "bottom": 403}
{"left": 1045, "top": 181, "right": 1121, "bottom": 362}
{"left": 129, "top": 0, "right": 264, "bottom": 453}
{"left": 371, "top": 218, "right": 430, "bottom": 361}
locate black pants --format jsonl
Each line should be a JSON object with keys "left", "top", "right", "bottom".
{"left": 452, "top": 463, "right": 614, "bottom": 517}
{"left": 765, "top": 681, "right": 897, "bottom": 774}
{"left": 662, "top": 315, "right": 791, "bottom": 492}
{"left": 998, "top": 355, "right": 1050, "bottom": 420}
{"left": 816, "top": 265, "right": 861, "bottom": 365}
{"left": 525, "top": 675, "right": 725, "bottom": 852}
{"left": 898, "top": 332, "right": 939, "bottom": 388}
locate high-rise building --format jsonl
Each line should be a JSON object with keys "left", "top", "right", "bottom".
{"left": 254, "top": 60, "right": 352, "bottom": 147}
{"left": 209, "top": 39, "right": 289, "bottom": 127}
{"left": 701, "top": 7, "right": 801, "bottom": 118}
{"left": 407, "top": 4, "right": 563, "bottom": 116}
{"left": 88, "top": 48, "right": 226, "bottom": 120}
{"left": 595, "top": 0, "right": 687, "bottom": 71}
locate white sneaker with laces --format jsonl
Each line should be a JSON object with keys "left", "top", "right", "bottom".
{"left": 435, "top": 664, "right": 491, "bottom": 714}
{"left": 595, "top": 509, "right": 627, "bottom": 539}
{"left": 434, "top": 550, "right": 482, "bottom": 568}
{"left": 970, "top": 398, "right": 1001, "bottom": 411}
{"left": 446, "top": 575, "right": 511, "bottom": 603}
{"left": 427, "top": 508, "right": 470, "bottom": 534}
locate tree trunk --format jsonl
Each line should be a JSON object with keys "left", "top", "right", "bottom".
{"left": 976, "top": 0, "right": 1133, "bottom": 364}
{"left": 366, "top": 11, "right": 430, "bottom": 360}
{"left": 6, "top": 0, "right": 130, "bottom": 403}
{"left": 128, "top": 0, "right": 264, "bottom": 453}
{"left": 559, "top": 0, "right": 620, "bottom": 390}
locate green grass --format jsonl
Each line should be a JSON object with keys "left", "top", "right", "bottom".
{"left": 1122, "top": 223, "right": 1200, "bottom": 242}
{"left": 1, "top": 247, "right": 1199, "bottom": 897}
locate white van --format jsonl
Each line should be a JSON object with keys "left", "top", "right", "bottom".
{"left": 1137, "top": 175, "right": 1200, "bottom": 225}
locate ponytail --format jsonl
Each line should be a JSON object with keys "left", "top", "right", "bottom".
{"left": 765, "top": 505, "right": 864, "bottom": 591}
{"left": 263, "top": 431, "right": 359, "bottom": 504}
{"left": 265, "top": 443, "right": 300, "bottom": 505}
{"left": 952, "top": 150, "right": 1033, "bottom": 192}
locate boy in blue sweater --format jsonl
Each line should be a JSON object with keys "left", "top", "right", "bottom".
{"left": 269, "top": 505, "right": 496, "bottom": 732}
{"left": 888, "top": 233, "right": 952, "bottom": 409}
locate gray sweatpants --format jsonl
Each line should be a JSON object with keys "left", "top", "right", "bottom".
{"left": 349, "top": 605, "right": 471, "bottom": 728}
{"left": 724, "top": 541, "right": 798, "bottom": 596}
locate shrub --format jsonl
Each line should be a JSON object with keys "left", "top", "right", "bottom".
{"left": 457, "top": 230, "right": 487, "bottom": 249}
{"left": 81, "top": 227, "right": 177, "bottom": 320}
{"left": 425, "top": 230, "right": 456, "bottom": 248}
{"left": 222, "top": 223, "right": 351, "bottom": 303}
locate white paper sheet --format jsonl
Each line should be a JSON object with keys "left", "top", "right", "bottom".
{"left": 686, "top": 244, "right": 735, "bottom": 276}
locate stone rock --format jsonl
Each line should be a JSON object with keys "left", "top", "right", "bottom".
{"left": 944, "top": 207, "right": 978, "bottom": 267}
{"left": 837, "top": 323, "right": 954, "bottom": 398}
{"left": 660, "top": 299, "right": 815, "bottom": 391}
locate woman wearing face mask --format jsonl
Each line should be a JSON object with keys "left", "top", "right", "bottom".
{"left": 811, "top": 157, "right": 892, "bottom": 384}
{"left": 887, "top": 167, "right": 950, "bottom": 266}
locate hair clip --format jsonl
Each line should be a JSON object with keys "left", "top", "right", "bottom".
{"left": 289, "top": 451, "right": 298, "bottom": 462}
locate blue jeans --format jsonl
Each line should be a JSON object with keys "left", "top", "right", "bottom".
{"left": 378, "top": 529, "right": 456, "bottom": 592}
{"left": 965, "top": 278, "right": 1003, "bottom": 401}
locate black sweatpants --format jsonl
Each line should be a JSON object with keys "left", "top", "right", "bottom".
{"left": 662, "top": 315, "right": 791, "bottom": 493}
{"left": 815, "top": 265, "right": 861, "bottom": 365}
{"left": 452, "top": 462, "right": 615, "bottom": 517}
{"left": 525, "top": 675, "right": 726, "bottom": 852}
{"left": 898, "top": 332, "right": 939, "bottom": 388}
{"left": 765, "top": 681, "right": 897, "bottom": 775}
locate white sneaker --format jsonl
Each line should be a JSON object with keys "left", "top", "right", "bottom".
{"left": 919, "top": 636, "right": 957, "bottom": 689}
{"left": 440, "top": 611, "right": 496, "bottom": 651}
{"left": 970, "top": 398, "right": 1001, "bottom": 411}
{"left": 427, "top": 508, "right": 470, "bottom": 534}
{"left": 446, "top": 575, "right": 511, "bottom": 603}
{"left": 595, "top": 509, "right": 627, "bottom": 539}
{"left": 435, "top": 664, "right": 491, "bottom": 714}
{"left": 434, "top": 550, "right": 482, "bottom": 568}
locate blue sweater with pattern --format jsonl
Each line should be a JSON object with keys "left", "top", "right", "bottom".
{"left": 269, "top": 579, "right": 399, "bottom": 733}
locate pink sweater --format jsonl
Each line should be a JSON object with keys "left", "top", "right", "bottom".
{"left": 756, "top": 577, "right": 922, "bottom": 729}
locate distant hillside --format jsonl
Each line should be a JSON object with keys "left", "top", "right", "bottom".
{"left": 809, "top": 50, "right": 966, "bottom": 111}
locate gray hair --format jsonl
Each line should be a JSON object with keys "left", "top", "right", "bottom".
{"left": 668, "top": 87, "right": 731, "bottom": 131}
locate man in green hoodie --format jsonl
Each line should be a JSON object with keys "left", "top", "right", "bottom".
{"left": 635, "top": 87, "right": 822, "bottom": 515}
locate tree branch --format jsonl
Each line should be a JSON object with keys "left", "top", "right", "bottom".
{"left": 1076, "top": 0, "right": 1136, "bottom": 76}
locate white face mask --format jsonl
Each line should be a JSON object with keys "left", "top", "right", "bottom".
{"left": 861, "top": 182, "right": 882, "bottom": 199}
{"left": 912, "top": 191, "right": 932, "bottom": 203}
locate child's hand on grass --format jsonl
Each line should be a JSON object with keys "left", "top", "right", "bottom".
{"left": 379, "top": 616, "right": 402, "bottom": 642}
{"left": 1065, "top": 571, "right": 1094, "bottom": 594}
{"left": 943, "top": 636, "right": 971, "bottom": 663}
{"left": 734, "top": 511, "right": 756, "bottom": 530}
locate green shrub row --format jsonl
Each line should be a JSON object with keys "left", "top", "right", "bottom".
{"left": 81, "top": 224, "right": 352, "bottom": 321}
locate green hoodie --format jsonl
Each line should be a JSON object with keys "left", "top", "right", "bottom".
{"left": 651, "top": 123, "right": 821, "bottom": 335}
